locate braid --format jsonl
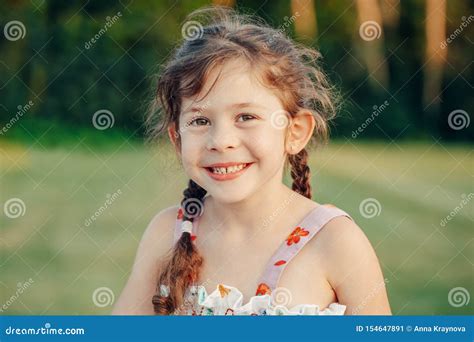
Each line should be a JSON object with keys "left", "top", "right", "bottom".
{"left": 288, "top": 148, "right": 312, "bottom": 199}
{"left": 152, "top": 180, "right": 207, "bottom": 315}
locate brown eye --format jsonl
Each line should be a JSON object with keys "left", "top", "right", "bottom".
{"left": 189, "top": 117, "right": 209, "bottom": 126}
{"left": 237, "top": 113, "right": 256, "bottom": 122}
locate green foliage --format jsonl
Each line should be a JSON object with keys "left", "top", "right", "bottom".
{"left": 0, "top": 1, "right": 472, "bottom": 145}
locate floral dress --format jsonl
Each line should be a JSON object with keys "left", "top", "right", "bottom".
{"left": 162, "top": 203, "right": 353, "bottom": 316}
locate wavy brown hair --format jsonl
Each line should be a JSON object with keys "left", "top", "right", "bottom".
{"left": 147, "top": 6, "right": 338, "bottom": 314}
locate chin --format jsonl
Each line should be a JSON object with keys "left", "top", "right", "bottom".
{"left": 207, "top": 186, "right": 252, "bottom": 204}
{"left": 211, "top": 190, "right": 247, "bottom": 203}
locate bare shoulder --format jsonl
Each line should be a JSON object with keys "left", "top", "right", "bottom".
{"left": 143, "top": 205, "right": 180, "bottom": 250}
{"left": 312, "top": 212, "right": 392, "bottom": 314}
{"left": 111, "top": 204, "right": 180, "bottom": 315}
{"left": 316, "top": 214, "right": 371, "bottom": 252}
{"left": 133, "top": 204, "right": 181, "bottom": 272}
{"left": 314, "top": 214, "right": 377, "bottom": 282}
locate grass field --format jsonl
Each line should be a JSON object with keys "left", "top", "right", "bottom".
{"left": 1, "top": 138, "right": 472, "bottom": 315}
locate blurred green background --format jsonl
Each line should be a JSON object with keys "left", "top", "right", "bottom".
{"left": 0, "top": 0, "right": 472, "bottom": 315}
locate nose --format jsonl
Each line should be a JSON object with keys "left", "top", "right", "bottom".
{"left": 205, "top": 122, "right": 239, "bottom": 152}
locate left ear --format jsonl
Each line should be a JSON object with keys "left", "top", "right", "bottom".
{"left": 285, "top": 110, "right": 316, "bottom": 155}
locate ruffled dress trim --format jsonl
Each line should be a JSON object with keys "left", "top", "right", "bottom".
{"left": 161, "top": 284, "right": 346, "bottom": 316}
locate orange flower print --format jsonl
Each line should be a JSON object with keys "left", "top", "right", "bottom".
{"left": 286, "top": 226, "right": 309, "bottom": 246}
{"left": 218, "top": 284, "right": 230, "bottom": 298}
{"left": 274, "top": 260, "right": 287, "bottom": 266}
{"left": 177, "top": 208, "right": 183, "bottom": 220}
{"left": 255, "top": 283, "right": 271, "bottom": 296}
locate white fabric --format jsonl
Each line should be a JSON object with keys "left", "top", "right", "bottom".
{"left": 161, "top": 284, "right": 346, "bottom": 316}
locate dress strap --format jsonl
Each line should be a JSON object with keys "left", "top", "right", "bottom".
{"left": 173, "top": 206, "right": 201, "bottom": 244}
{"left": 255, "top": 204, "right": 353, "bottom": 295}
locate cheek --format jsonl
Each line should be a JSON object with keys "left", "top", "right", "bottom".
{"left": 179, "top": 137, "right": 201, "bottom": 167}
{"left": 247, "top": 127, "right": 286, "bottom": 163}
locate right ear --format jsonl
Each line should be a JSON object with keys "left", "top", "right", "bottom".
{"left": 167, "top": 124, "right": 181, "bottom": 156}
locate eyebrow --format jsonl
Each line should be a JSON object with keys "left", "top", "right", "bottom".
{"left": 182, "top": 102, "right": 265, "bottom": 116}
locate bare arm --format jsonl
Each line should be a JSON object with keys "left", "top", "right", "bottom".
{"left": 323, "top": 217, "right": 392, "bottom": 315}
{"left": 111, "top": 205, "right": 178, "bottom": 315}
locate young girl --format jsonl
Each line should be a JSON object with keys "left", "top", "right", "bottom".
{"left": 113, "top": 7, "right": 391, "bottom": 316}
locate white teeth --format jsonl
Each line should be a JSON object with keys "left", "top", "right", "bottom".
{"left": 211, "top": 164, "right": 246, "bottom": 174}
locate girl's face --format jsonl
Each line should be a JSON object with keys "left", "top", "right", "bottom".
{"left": 173, "top": 59, "right": 290, "bottom": 204}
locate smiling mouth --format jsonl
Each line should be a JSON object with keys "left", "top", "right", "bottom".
{"left": 203, "top": 163, "right": 254, "bottom": 181}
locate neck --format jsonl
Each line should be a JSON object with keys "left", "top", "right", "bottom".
{"left": 206, "top": 181, "right": 300, "bottom": 237}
